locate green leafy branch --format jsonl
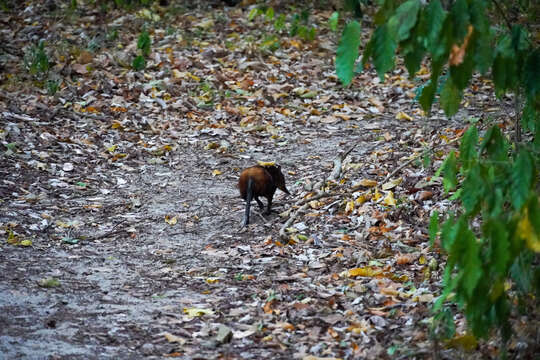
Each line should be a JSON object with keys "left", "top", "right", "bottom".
{"left": 335, "top": 0, "right": 540, "bottom": 353}
{"left": 133, "top": 27, "right": 151, "bottom": 71}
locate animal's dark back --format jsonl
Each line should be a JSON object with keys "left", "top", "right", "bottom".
{"left": 238, "top": 166, "right": 274, "bottom": 200}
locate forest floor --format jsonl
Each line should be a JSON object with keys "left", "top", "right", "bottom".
{"left": 0, "top": 1, "right": 535, "bottom": 359}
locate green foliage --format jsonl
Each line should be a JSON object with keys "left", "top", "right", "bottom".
{"left": 386, "top": 0, "right": 420, "bottom": 42}
{"left": 114, "top": 0, "right": 154, "bottom": 8}
{"left": 107, "top": 28, "right": 119, "bottom": 42}
{"left": 289, "top": 11, "right": 317, "bottom": 41}
{"left": 337, "top": 0, "right": 539, "bottom": 118}
{"left": 440, "top": 77, "right": 461, "bottom": 116}
{"left": 24, "top": 40, "right": 50, "bottom": 78}
{"left": 429, "top": 211, "right": 439, "bottom": 246}
{"left": 260, "top": 35, "right": 280, "bottom": 52}
{"left": 132, "top": 28, "right": 151, "bottom": 70}
{"left": 274, "top": 14, "right": 286, "bottom": 32}
{"left": 0, "top": 0, "right": 10, "bottom": 11}
{"left": 328, "top": 11, "right": 339, "bottom": 32}
{"left": 335, "top": 0, "right": 540, "bottom": 349}
{"left": 248, "top": 7, "right": 261, "bottom": 21}
{"left": 247, "top": 6, "right": 317, "bottom": 45}
{"left": 436, "top": 127, "right": 539, "bottom": 341}
{"left": 344, "top": 0, "right": 364, "bottom": 18}
{"left": 137, "top": 28, "right": 151, "bottom": 57}
{"left": 46, "top": 79, "right": 60, "bottom": 95}
{"left": 132, "top": 55, "right": 146, "bottom": 71}
{"left": 265, "top": 6, "right": 274, "bottom": 21}
{"left": 370, "top": 24, "right": 396, "bottom": 80}
{"left": 336, "top": 20, "right": 361, "bottom": 86}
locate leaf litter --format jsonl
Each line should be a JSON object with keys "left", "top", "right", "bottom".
{"left": 0, "top": 1, "right": 518, "bottom": 359}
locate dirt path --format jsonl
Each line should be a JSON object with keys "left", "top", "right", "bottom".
{"left": 1, "top": 110, "right": 387, "bottom": 358}
{"left": 1, "top": 2, "right": 515, "bottom": 359}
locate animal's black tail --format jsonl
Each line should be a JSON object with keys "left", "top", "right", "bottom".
{"left": 242, "top": 177, "right": 254, "bottom": 227}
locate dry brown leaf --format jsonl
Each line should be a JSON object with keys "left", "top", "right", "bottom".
{"left": 396, "top": 253, "right": 415, "bottom": 265}
{"left": 449, "top": 25, "right": 474, "bottom": 66}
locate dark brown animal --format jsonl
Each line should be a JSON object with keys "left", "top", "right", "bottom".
{"left": 238, "top": 164, "right": 290, "bottom": 226}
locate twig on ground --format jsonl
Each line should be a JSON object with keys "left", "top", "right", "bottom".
{"left": 383, "top": 136, "right": 461, "bottom": 183}
{"left": 85, "top": 220, "right": 127, "bottom": 241}
{"left": 279, "top": 140, "right": 381, "bottom": 239}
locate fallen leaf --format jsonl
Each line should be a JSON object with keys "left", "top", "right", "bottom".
{"left": 183, "top": 307, "right": 214, "bottom": 317}
{"left": 164, "top": 215, "right": 177, "bottom": 225}
{"left": 263, "top": 300, "right": 275, "bottom": 314}
{"left": 395, "top": 111, "right": 413, "bottom": 121}
{"left": 382, "top": 178, "right": 402, "bottom": 190}
{"left": 396, "top": 254, "right": 415, "bottom": 265}
{"left": 357, "top": 179, "right": 378, "bottom": 187}
{"left": 163, "top": 332, "right": 187, "bottom": 344}
{"left": 20, "top": 239, "right": 33, "bottom": 247}
{"left": 383, "top": 191, "right": 396, "bottom": 206}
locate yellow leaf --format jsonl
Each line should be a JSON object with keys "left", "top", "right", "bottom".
{"left": 358, "top": 179, "right": 377, "bottom": 187}
{"left": 257, "top": 160, "right": 275, "bottom": 167}
{"left": 172, "top": 69, "right": 183, "bottom": 78}
{"left": 164, "top": 215, "right": 177, "bottom": 225}
{"left": 355, "top": 194, "right": 367, "bottom": 205}
{"left": 347, "top": 267, "right": 382, "bottom": 278}
{"left": 205, "top": 142, "right": 220, "bottom": 150}
{"left": 373, "top": 189, "right": 383, "bottom": 201}
{"left": 382, "top": 178, "right": 402, "bottom": 190}
{"left": 183, "top": 307, "right": 214, "bottom": 317}
{"left": 395, "top": 111, "right": 413, "bottom": 121}
{"left": 383, "top": 191, "right": 397, "bottom": 206}
{"left": 417, "top": 66, "right": 429, "bottom": 75}
{"left": 517, "top": 212, "right": 540, "bottom": 252}
{"left": 206, "top": 277, "right": 220, "bottom": 284}
{"left": 6, "top": 230, "right": 18, "bottom": 245}
{"left": 345, "top": 200, "right": 354, "bottom": 215}
{"left": 20, "top": 240, "right": 33, "bottom": 247}
{"left": 187, "top": 72, "right": 200, "bottom": 82}
{"left": 107, "top": 145, "right": 117, "bottom": 153}
{"left": 212, "top": 169, "right": 222, "bottom": 176}
{"left": 289, "top": 39, "right": 302, "bottom": 49}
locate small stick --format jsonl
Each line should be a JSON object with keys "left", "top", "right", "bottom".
{"left": 383, "top": 137, "right": 461, "bottom": 183}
